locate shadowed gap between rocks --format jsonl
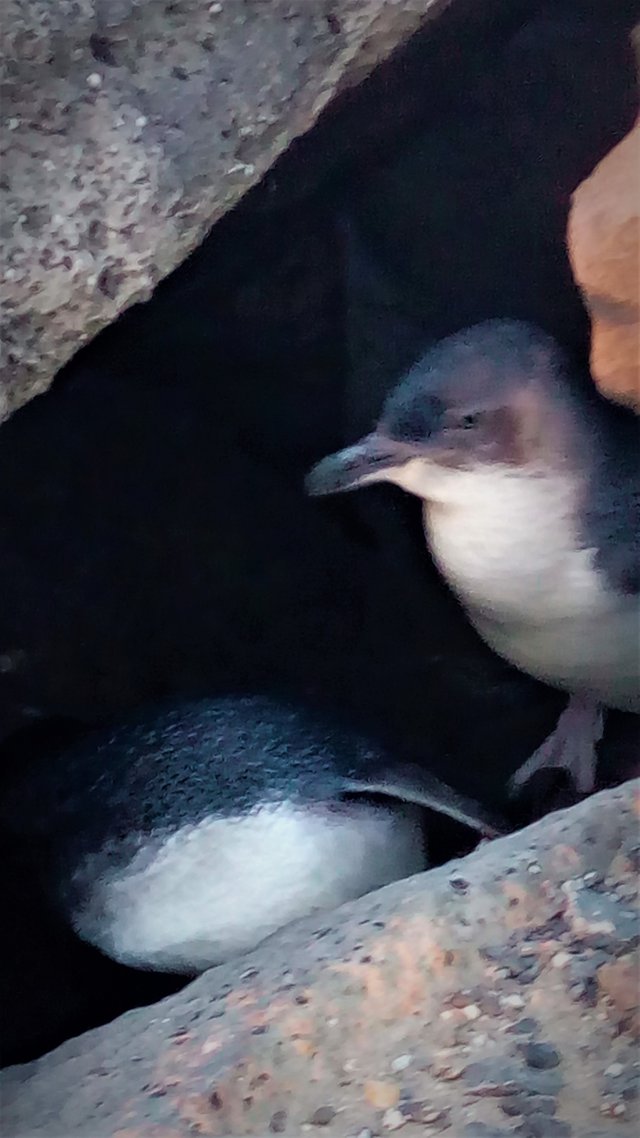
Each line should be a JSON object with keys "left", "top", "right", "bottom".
{"left": 0, "top": 0, "right": 638, "bottom": 1067}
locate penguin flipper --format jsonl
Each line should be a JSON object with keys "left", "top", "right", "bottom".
{"left": 343, "top": 764, "right": 509, "bottom": 839}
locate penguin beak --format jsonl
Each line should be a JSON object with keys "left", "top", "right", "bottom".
{"left": 305, "top": 433, "right": 412, "bottom": 497}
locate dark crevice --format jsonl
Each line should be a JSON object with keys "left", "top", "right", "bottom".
{"left": 0, "top": 0, "right": 638, "bottom": 1066}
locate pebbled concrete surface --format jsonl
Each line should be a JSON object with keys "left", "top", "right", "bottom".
{"left": 0, "top": 0, "right": 451, "bottom": 419}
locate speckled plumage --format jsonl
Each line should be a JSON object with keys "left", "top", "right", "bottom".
{"left": 3, "top": 695, "right": 501, "bottom": 973}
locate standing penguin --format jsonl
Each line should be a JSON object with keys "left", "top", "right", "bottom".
{"left": 3, "top": 695, "right": 503, "bottom": 974}
{"left": 307, "top": 319, "right": 639, "bottom": 796}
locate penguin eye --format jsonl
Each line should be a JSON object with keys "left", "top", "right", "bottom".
{"left": 446, "top": 410, "right": 482, "bottom": 432}
{"left": 459, "top": 412, "right": 481, "bottom": 430}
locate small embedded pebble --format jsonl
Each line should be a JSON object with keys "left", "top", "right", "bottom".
{"left": 500, "top": 994, "right": 526, "bottom": 1010}
{"left": 309, "top": 1106, "right": 337, "bottom": 1126}
{"left": 600, "top": 1100, "right": 627, "bottom": 1118}
{"left": 463, "top": 1004, "right": 482, "bottom": 1021}
{"left": 551, "top": 952, "right": 572, "bottom": 969}
{"left": 468, "top": 1080, "right": 518, "bottom": 1097}
{"left": 270, "top": 1110, "right": 288, "bottom": 1133}
{"left": 480, "top": 994, "right": 502, "bottom": 1017}
{"left": 507, "top": 1017, "right": 539, "bottom": 1035}
{"left": 451, "top": 990, "right": 478, "bottom": 1008}
{"left": 605, "top": 1062, "right": 625, "bottom": 1078}
{"left": 501, "top": 1098, "right": 523, "bottom": 1118}
{"left": 390, "top": 1054, "right": 412, "bottom": 1073}
{"left": 382, "top": 1107, "right": 406, "bottom": 1130}
{"left": 432, "top": 1062, "right": 463, "bottom": 1081}
{"left": 423, "top": 1107, "right": 450, "bottom": 1125}
{"left": 521, "top": 1042, "right": 561, "bottom": 1070}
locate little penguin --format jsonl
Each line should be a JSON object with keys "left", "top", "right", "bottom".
{"left": 306, "top": 319, "right": 639, "bottom": 797}
{"left": 2, "top": 695, "right": 504, "bottom": 975}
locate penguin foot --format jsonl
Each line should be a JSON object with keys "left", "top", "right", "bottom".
{"left": 509, "top": 695, "right": 604, "bottom": 797}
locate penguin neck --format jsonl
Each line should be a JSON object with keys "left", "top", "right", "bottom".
{"left": 401, "top": 460, "right": 606, "bottom": 624}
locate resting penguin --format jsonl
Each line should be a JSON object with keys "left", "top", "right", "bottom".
{"left": 2, "top": 695, "right": 504, "bottom": 974}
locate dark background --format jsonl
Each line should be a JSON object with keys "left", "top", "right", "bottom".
{"left": 1, "top": 0, "right": 638, "bottom": 1065}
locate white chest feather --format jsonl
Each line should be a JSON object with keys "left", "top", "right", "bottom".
{"left": 70, "top": 799, "right": 425, "bottom": 973}
{"left": 421, "top": 466, "right": 598, "bottom": 623}
{"left": 392, "top": 461, "right": 639, "bottom": 709}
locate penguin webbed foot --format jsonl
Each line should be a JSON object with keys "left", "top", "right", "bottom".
{"left": 509, "top": 695, "right": 603, "bottom": 798}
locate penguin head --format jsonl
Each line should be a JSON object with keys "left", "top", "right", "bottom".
{"left": 306, "top": 319, "right": 576, "bottom": 506}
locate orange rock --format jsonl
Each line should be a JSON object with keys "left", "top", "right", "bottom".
{"left": 568, "top": 115, "right": 640, "bottom": 411}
